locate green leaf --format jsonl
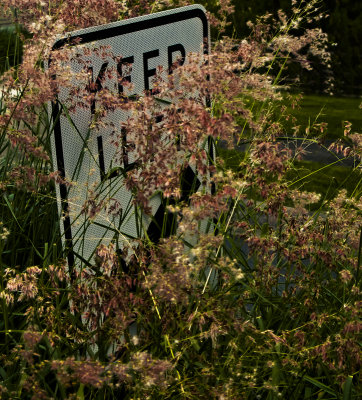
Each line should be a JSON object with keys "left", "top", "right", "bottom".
{"left": 343, "top": 376, "right": 353, "bottom": 400}
{"left": 304, "top": 386, "right": 312, "bottom": 399}
{"left": 190, "top": 338, "right": 200, "bottom": 351}
{"left": 76, "top": 383, "right": 85, "bottom": 400}
{"left": 302, "top": 376, "right": 337, "bottom": 398}
{"left": 0, "top": 366, "right": 7, "bottom": 380}
{"left": 154, "top": 97, "right": 173, "bottom": 105}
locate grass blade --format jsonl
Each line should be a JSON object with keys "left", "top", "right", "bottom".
{"left": 343, "top": 376, "right": 353, "bottom": 400}
{"left": 302, "top": 376, "right": 338, "bottom": 398}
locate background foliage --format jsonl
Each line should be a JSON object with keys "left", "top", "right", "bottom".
{"left": 201, "top": 0, "right": 362, "bottom": 95}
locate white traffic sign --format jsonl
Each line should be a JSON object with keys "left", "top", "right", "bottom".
{"left": 48, "top": 5, "right": 210, "bottom": 267}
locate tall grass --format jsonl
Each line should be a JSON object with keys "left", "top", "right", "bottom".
{"left": 0, "top": 1, "right": 361, "bottom": 399}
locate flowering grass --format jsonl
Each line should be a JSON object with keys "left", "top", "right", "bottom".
{"left": 218, "top": 147, "right": 361, "bottom": 204}
{"left": 0, "top": 1, "right": 361, "bottom": 399}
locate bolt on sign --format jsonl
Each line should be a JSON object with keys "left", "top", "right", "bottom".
{"left": 48, "top": 5, "right": 211, "bottom": 268}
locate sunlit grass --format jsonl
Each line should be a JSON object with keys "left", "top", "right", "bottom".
{"left": 282, "top": 93, "right": 362, "bottom": 140}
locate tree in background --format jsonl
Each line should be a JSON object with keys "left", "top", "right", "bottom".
{"left": 1, "top": 1, "right": 361, "bottom": 94}
{"left": 201, "top": 0, "right": 362, "bottom": 95}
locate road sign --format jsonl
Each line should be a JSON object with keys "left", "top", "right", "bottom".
{"left": 48, "top": 5, "right": 210, "bottom": 267}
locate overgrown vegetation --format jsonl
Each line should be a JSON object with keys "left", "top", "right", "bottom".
{"left": 0, "top": 1, "right": 361, "bottom": 399}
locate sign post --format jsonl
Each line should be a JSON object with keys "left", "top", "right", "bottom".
{"left": 48, "top": 5, "right": 210, "bottom": 267}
